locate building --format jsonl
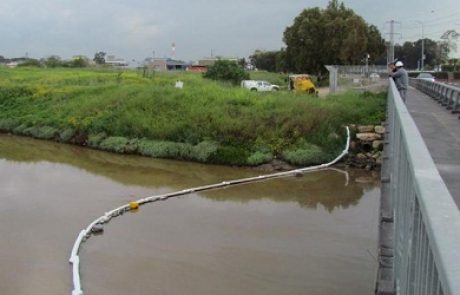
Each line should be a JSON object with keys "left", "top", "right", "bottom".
{"left": 6, "top": 62, "right": 18, "bottom": 68}
{"left": 105, "top": 55, "right": 129, "bottom": 67}
{"left": 198, "top": 57, "right": 239, "bottom": 67}
{"left": 146, "top": 58, "right": 188, "bottom": 71}
{"left": 187, "top": 65, "right": 208, "bottom": 73}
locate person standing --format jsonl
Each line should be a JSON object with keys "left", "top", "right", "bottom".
{"left": 390, "top": 61, "right": 409, "bottom": 102}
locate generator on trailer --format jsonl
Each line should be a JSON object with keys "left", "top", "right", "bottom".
{"left": 288, "top": 74, "right": 317, "bottom": 94}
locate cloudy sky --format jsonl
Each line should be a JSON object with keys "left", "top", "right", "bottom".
{"left": 1, "top": 0, "right": 459, "bottom": 63}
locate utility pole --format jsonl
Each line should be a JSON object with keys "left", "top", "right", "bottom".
{"left": 386, "top": 20, "right": 401, "bottom": 64}
{"left": 415, "top": 21, "right": 425, "bottom": 70}
{"left": 389, "top": 20, "right": 395, "bottom": 64}
{"left": 421, "top": 24, "right": 425, "bottom": 70}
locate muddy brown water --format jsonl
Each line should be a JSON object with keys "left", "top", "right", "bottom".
{"left": 0, "top": 134, "right": 380, "bottom": 295}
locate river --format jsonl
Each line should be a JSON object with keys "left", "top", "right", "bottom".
{"left": 0, "top": 134, "right": 380, "bottom": 295}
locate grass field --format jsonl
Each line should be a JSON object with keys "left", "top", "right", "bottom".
{"left": 0, "top": 67, "right": 386, "bottom": 166}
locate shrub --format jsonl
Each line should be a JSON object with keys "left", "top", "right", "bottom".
{"left": 23, "top": 126, "right": 41, "bottom": 137}
{"left": 125, "top": 138, "right": 140, "bottom": 153}
{"left": 192, "top": 141, "right": 218, "bottom": 162}
{"left": 99, "top": 136, "right": 129, "bottom": 153}
{"left": 36, "top": 126, "right": 59, "bottom": 139}
{"left": 17, "top": 59, "right": 42, "bottom": 67}
{"left": 203, "top": 60, "right": 249, "bottom": 85}
{"left": 138, "top": 139, "right": 193, "bottom": 159}
{"left": 0, "top": 118, "right": 19, "bottom": 131}
{"left": 59, "top": 128, "right": 75, "bottom": 142}
{"left": 247, "top": 151, "right": 273, "bottom": 166}
{"left": 282, "top": 143, "right": 330, "bottom": 166}
{"left": 12, "top": 124, "right": 28, "bottom": 135}
{"left": 209, "top": 145, "right": 250, "bottom": 165}
{"left": 88, "top": 132, "right": 107, "bottom": 147}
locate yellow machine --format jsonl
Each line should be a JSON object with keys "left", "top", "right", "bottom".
{"left": 288, "top": 74, "right": 317, "bottom": 94}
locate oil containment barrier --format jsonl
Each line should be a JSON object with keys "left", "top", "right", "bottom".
{"left": 69, "top": 127, "right": 350, "bottom": 295}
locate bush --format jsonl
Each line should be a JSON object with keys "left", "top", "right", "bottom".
{"left": 282, "top": 143, "right": 330, "bottom": 166}
{"left": 99, "top": 136, "right": 130, "bottom": 153}
{"left": 35, "top": 126, "right": 59, "bottom": 139}
{"left": 17, "top": 59, "right": 42, "bottom": 67}
{"left": 125, "top": 138, "right": 140, "bottom": 153}
{"left": 192, "top": 141, "right": 218, "bottom": 162}
{"left": 23, "top": 126, "right": 41, "bottom": 137}
{"left": 88, "top": 132, "right": 107, "bottom": 147}
{"left": 59, "top": 128, "right": 75, "bottom": 142}
{"left": 138, "top": 139, "right": 193, "bottom": 159}
{"left": 247, "top": 151, "right": 273, "bottom": 166}
{"left": 209, "top": 145, "right": 250, "bottom": 165}
{"left": 12, "top": 124, "right": 28, "bottom": 135}
{"left": 203, "top": 60, "right": 249, "bottom": 85}
{"left": 0, "top": 118, "right": 19, "bottom": 131}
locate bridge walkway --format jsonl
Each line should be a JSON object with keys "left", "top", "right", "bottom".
{"left": 406, "top": 86, "right": 460, "bottom": 208}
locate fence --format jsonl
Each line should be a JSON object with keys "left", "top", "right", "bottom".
{"left": 377, "top": 79, "right": 460, "bottom": 294}
{"left": 325, "top": 65, "right": 388, "bottom": 94}
{"left": 410, "top": 78, "right": 460, "bottom": 116}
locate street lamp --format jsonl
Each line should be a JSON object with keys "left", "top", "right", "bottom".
{"left": 365, "top": 53, "right": 370, "bottom": 77}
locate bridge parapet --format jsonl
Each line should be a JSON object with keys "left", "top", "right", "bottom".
{"left": 376, "top": 79, "right": 460, "bottom": 295}
{"left": 410, "top": 78, "right": 460, "bottom": 115}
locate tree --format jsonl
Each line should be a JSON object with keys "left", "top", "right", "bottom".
{"left": 283, "top": 0, "right": 385, "bottom": 74}
{"left": 394, "top": 38, "right": 446, "bottom": 69}
{"left": 203, "top": 60, "right": 249, "bottom": 85}
{"left": 438, "top": 30, "right": 459, "bottom": 65}
{"left": 448, "top": 58, "right": 459, "bottom": 71}
{"left": 17, "top": 58, "right": 41, "bottom": 67}
{"left": 93, "top": 51, "right": 106, "bottom": 65}
{"left": 70, "top": 56, "right": 89, "bottom": 68}
{"left": 249, "top": 50, "right": 279, "bottom": 72}
{"left": 43, "top": 55, "right": 62, "bottom": 68}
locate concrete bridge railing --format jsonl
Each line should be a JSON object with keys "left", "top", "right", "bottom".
{"left": 410, "top": 78, "right": 460, "bottom": 116}
{"left": 377, "top": 79, "right": 460, "bottom": 295}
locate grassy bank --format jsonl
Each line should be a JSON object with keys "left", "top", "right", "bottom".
{"left": 0, "top": 67, "right": 386, "bottom": 166}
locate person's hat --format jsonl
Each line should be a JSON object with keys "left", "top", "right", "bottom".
{"left": 395, "top": 61, "right": 404, "bottom": 67}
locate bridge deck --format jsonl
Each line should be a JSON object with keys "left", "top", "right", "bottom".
{"left": 406, "top": 87, "right": 460, "bottom": 208}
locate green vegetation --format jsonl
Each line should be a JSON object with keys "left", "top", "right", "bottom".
{"left": 250, "top": 0, "right": 386, "bottom": 75}
{"left": 0, "top": 67, "right": 386, "bottom": 166}
{"left": 203, "top": 60, "right": 249, "bottom": 85}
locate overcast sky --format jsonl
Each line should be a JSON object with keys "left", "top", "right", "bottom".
{"left": 1, "top": 0, "right": 459, "bottom": 63}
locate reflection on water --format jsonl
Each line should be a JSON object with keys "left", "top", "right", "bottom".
{"left": 0, "top": 134, "right": 380, "bottom": 295}
{"left": 0, "top": 134, "right": 379, "bottom": 211}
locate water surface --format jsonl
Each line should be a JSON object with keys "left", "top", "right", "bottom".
{"left": 0, "top": 134, "right": 380, "bottom": 294}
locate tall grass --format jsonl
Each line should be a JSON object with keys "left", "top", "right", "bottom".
{"left": 0, "top": 67, "right": 386, "bottom": 166}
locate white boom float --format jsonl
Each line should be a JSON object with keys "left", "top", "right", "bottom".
{"left": 69, "top": 127, "right": 350, "bottom": 295}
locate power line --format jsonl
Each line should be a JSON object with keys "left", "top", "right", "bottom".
{"left": 403, "top": 28, "right": 459, "bottom": 40}
{"left": 401, "top": 18, "right": 460, "bottom": 32}
{"left": 406, "top": 12, "right": 460, "bottom": 24}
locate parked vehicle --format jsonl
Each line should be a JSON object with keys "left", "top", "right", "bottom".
{"left": 288, "top": 74, "right": 317, "bottom": 94}
{"left": 241, "top": 80, "right": 280, "bottom": 92}
{"left": 416, "top": 73, "right": 435, "bottom": 82}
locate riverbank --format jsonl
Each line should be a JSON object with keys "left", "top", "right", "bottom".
{"left": 0, "top": 67, "right": 386, "bottom": 166}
